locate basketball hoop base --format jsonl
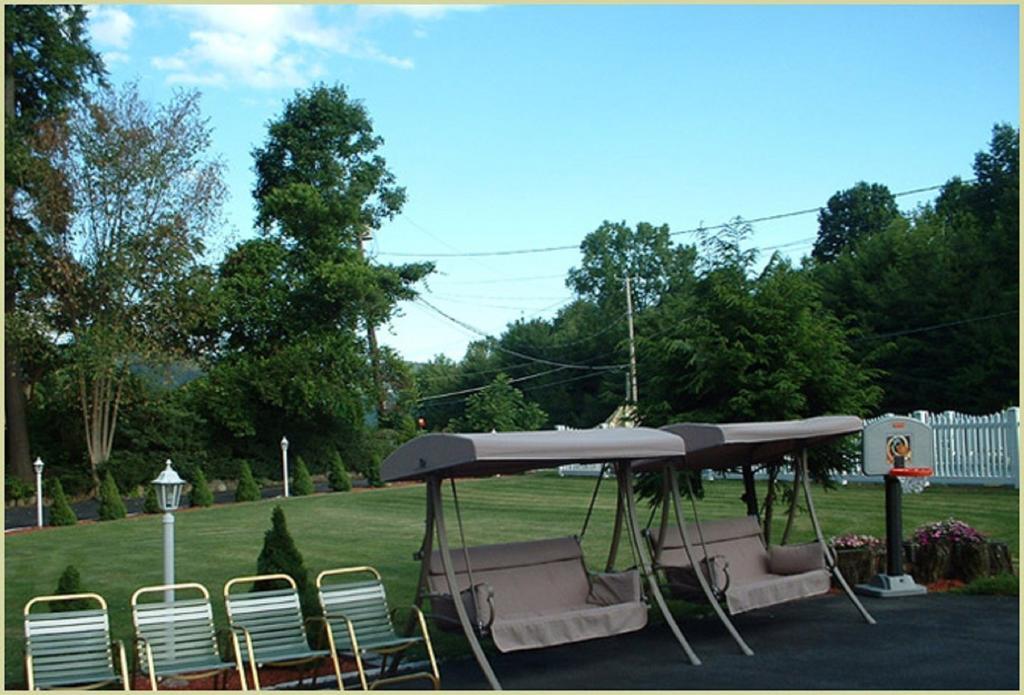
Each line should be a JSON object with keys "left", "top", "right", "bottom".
{"left": 855, "top": 573, "right": 927, "bottom": 598}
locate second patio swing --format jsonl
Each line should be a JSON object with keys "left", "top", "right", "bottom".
{"left": 379, "top": 427, "right": 703, "bottom": 690}
{"left": 634, "top": 416, "right": 877, "bottom": 658}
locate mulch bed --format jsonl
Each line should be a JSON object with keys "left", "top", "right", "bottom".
{"left": 133, "top": 655, "right": 361, "bottom": 690}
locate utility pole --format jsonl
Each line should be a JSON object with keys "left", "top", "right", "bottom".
{"left": 624, "top": 274, "right": 639, "bottom": 404}
{"left": 357, "top": 226, "right": 386, "bottom": 417}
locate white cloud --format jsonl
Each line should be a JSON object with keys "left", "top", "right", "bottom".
{"left": 151, "top": 5, "right": 415, "bottom": 89}
{"left": 88, "top": 7, "right": 135, "bottom": 49}
{"left": 103, "top": 51, "right": 131, "bottom": 65}
{"left": 357, "top": 5, "right": 488, "bottom": 21}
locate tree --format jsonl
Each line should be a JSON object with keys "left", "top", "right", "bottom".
{"left": 254, "top": 506, "right": 315, "bottom": 614}
{"left": 638, "top": 222, "right": 880, "bottom": 540}
{"left": 47, "top": 83, "right": 225, "bottom": 486}
{"left": 567, "top": 220, "right": 696, "bottom": 311}
{"left": 235, "top": 462, "right": 261, "bottom": 502}
{"left": 812, "top": 182, "right": 903, "bottom": 262}
{"left": 201, "top": 83, "right": 431, "bottom": 476}
{"left": 453, "top": 374, "right": 548, "bottom": 432}
{"left": 97, "top": 471, "right": 126, "bottom": 520}
{"left": 5, "top": 5, "right": 104, "bottom": 481}
{"left": 143, "top": 485, "right": 160, "bottom": 514}
{"left": 189, "top": 468, "right": 213, "bottom": 507}
{"left": 51, "top": 565, "right": 89, "bottom": 612}
{"left": 327, "top": 450, "right": 351, "bottom": 492}
{"left": 814, "top": 126, "right": 1019, "bottom": 412}
{"left": 291, "top": 456, "right": 314, "bottom": 496}
{"left": 48, "top": 478, "right": 77, "bottom": 526}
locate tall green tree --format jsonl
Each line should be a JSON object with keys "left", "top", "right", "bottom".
{"left": 812, "top": 182, "right": 903, "bottom": 262}
{"left": 5, "top": 5, "right": 104, "bottom": 480}
{"left": 48, "top": 83, "right": 225, "bottom": 485}
{"left": 638, "top": 222, "right": 881, "bottom": 539}
{"left": 452, "top": 373, "right": 548, "bottom": 432}
{"left": 202, "top": 83, "right": 431, "bottom": 476}
{"left": 814, "top": 125, "right": 1018, "bottom": 412}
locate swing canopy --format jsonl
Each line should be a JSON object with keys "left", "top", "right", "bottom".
{"left": 381, "top": 427, "right": 687, "bottom": 482}
{"left": 634, "top": 415, "right": 863, "bottom": 472}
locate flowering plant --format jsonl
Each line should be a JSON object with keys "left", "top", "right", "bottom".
{"left": 912, "top": 518, "right": 986, "bottom": 546}
{"left": 829, "top": 533, "right": 883, "bottom": 550}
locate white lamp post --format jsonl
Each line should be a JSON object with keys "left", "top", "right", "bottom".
{"left": 33, "top": 458, "right": 44, "bottom": 528}
{"left": 152, "top": 460, "right": 185, "bottom": 603}
{"left": 281, "top": 436, "right": 290, "bottom": 498}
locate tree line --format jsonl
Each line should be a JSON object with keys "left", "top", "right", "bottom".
{"left": 5, "top": 7, "right": 1018, "bottom": 507}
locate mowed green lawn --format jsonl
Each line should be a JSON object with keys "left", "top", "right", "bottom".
{"left": 4, "top": 474, "right": 1018, "bottom": 686}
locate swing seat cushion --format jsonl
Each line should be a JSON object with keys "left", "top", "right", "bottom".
{"left": 653, "top": 516, "right": 830, "bottom": 614}
{"left": 427, "top": 537, "right": 647, "bottom": 653}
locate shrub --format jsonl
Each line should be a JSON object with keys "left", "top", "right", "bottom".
{"left": 254, "top": 506, "right": 316, "bottom": 614}
{"left": 97, "top": 472, "right": 127, "bottom": 521}
{"left": 957, "top": 573, "right": 1019, "bottom": 596}
{"left": 291, "top": 457, "right": 314, "bottom": 496}
{"left": 6, "top": 475, "right": 33, "bottom": 503}
{"left": 327, "top": 451, "right": 351, "bottom": 492}
{"left": 912, "top": 518, "right": 986, "bottom": 546}
{"left": 48, "top": 479, "right": 78, "bottom": 526}
{"left": 235, "top": 462, "right": 261, "bottom": 502}
{"left": 143, "top": 485, "right": 161, "bottom": 514}
{"left": 190, "top": 468, "right": 214, "bottom": 507}
{"left": 51, "top": 565, "right": 90, "bottom": 612}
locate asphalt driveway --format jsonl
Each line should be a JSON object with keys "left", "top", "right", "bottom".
{"left": 403, "top": 593, "right": 1018, "bottom": 690}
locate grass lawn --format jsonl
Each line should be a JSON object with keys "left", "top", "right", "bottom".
{"left": 4, "top": 474, "right": 1018, "bottom": 687}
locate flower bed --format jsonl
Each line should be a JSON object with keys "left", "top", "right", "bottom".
{"left": 829, "top": 534, "right": 883, "bottom": 585}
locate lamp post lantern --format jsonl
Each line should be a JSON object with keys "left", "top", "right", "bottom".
{"left": 33, "top": 458, "right": 44, "bottom": 528}
{"left": 281, "top": 436, "right": 290, "bottom": 498}
{"left": 152, "top": 460, "right": 185, "bottom": 603}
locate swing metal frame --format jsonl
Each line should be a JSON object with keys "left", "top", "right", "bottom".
{"left": 380, "top": 427, "right": 703, "bottom": 690}
{"left": 634, "top": 416, "right": 876, "bottom": 658}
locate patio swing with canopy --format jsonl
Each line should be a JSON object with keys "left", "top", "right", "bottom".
{"left": 380, "top": 427, "right": 703, "bottom": 690}
{"left": 633, "top": 416, "right": 877, "bottom": 658}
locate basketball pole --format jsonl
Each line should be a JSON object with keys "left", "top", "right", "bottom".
{"left": 884, "top": 473, "right": 903, "bottom": 576}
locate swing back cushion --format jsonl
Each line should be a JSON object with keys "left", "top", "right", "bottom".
{"left": 654, "top": 516, "right": 829, "bottom": 614}
{"left": 426, "top": 536, "right": 646, "bottom": 652}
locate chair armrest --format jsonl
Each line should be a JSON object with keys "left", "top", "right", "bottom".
{"left": 768, "top": 543, "right": 827, "bottom": 575}
{"left": 588, "top": 569, "right": 642, "bottom": 606}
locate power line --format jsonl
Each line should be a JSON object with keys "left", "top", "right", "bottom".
{"left": 413, "top": 296, "right": 622, "bottom": 372}
{"left": 854, "top": 310, "right": 1019, "bottom": 342}
{"left": 376, "top": 181, "right": 963, "bottom": 259}
{"left": 417, "top": 366, "right": 569, "bottom": 402}
{"left": 418, "top": 368, "right": 621, "bottom": 410}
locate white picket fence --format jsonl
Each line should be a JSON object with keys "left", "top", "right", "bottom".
{"left": 556, "top": 408, "right": 1021, "bottom": 488}
{"left": 854, "top": 408, "right": 1020, "bottom": 488}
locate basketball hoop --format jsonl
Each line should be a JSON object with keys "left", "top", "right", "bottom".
{"left": 890, "top": 467, "right": 933, "bottom": 494}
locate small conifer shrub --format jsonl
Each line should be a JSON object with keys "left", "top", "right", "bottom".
{"left": 143, "top": 485, "right": 161, "bottom": 514}
{"left": 51, "top": 565, "right": 90, "bottom": 612}
{"left": 97, "top": 472, "right": 127, "bottom": 521}
{"left": 235, "top": 462, "right": 261, "bottom": 502}
{"left": 291, "top": 456, "right": 314, "bottom": 496}
{"left": 327, "top": 451, "right": 351, "bottom": 492}
{"left": 190, "top": 468, "right": 214, "bottom": 507}
{"left": 254, "top": 506, "right": 316, "bottom": 614}
{"left": 48, "top": 479, "right": 78, "bottom": 527}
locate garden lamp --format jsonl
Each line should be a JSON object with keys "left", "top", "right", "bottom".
{"left": 33, "top": 458, "right": 44, "bottom": 528}
{"left": 152, "top": 460, "right": 185, "bottom": 602}
{"left": 281, "top": 436, "right": 290, "bottom": 498}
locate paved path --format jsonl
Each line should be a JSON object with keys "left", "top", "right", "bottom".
{"left": 395, "top": 593, "right": 1017, "bottom": 690}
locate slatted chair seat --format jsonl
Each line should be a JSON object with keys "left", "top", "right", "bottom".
{"left": 224, "top": 574, "right": 343, "bottom": 691}
{"left": 131, "top": 583, "right": 246, "bottom": 690}
{"left": 24, "top": 594, "right": 130, "bottom": 691}
{"left": 317, "top": 568, "right": 440, "bottom": 690}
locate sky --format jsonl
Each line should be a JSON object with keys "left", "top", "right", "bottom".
{"left": 86, "top": 4, "right": 1020, "bottom": 363}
